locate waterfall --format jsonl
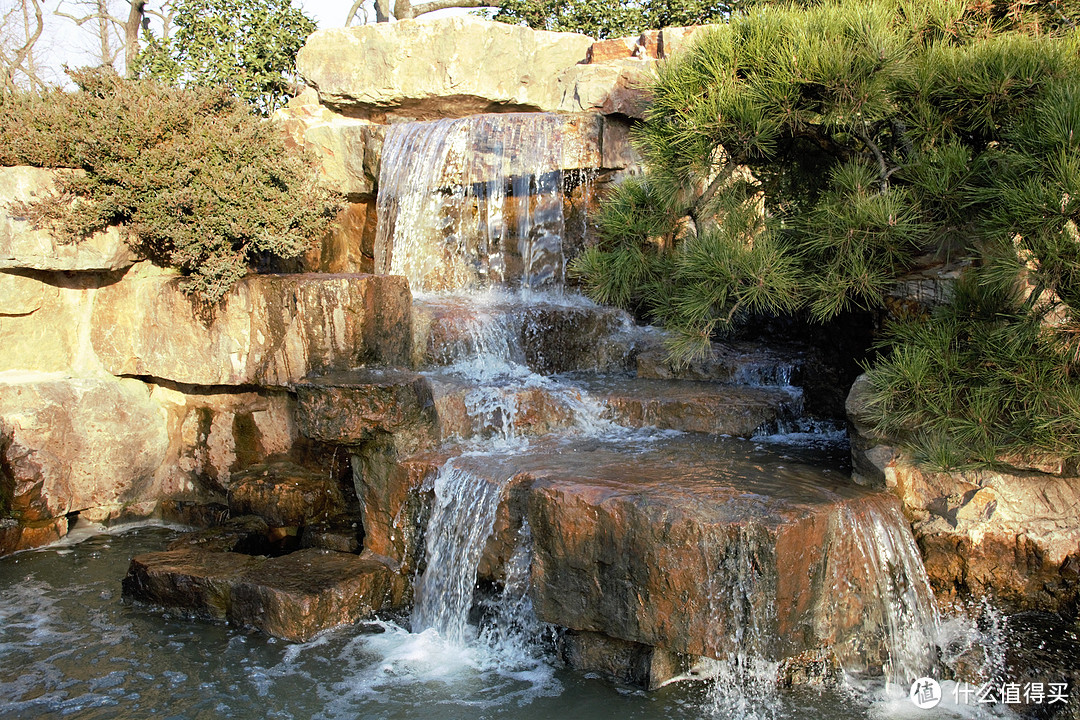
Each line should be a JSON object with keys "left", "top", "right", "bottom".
{"left": 410, "top": 460, "right": 512, "bottom": 644}
{"left": 818, "top": 496, "right": 941, "bottom": 684}
{"left": 375, "top": 114, "right": 567, "bottom": 293}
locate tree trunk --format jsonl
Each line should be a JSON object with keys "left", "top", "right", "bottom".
{"left": 5, "top": 0, "right": 44, "bottom": 93}
{"left": 375, "top": 0, "right": 393, "bottom": 21}
{"left": 125, "top": 0, "right": 146, "bottom": 77}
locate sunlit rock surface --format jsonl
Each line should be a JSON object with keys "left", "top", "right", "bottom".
{"left": 0, "top": 375, "right": 169, "bottom": 546}
{"left": 0, "top": 167, "right": 136, "bottom": 272}
{"left": 298, "top": 17, "right": 594, "bottom": 118}
{"left": 847, "top": 373, "right": 1080, "bottom": 614}
{"left": 90, "top": 273, "right": 411, "bottom": 386}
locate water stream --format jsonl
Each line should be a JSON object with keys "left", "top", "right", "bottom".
{"left": 0, "top": 112, "right": 1028, "bottom": 719}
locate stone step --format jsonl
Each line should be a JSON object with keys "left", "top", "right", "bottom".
{"left": 635, "top": 340, "right": 802, "bottom": 386}
{"left": 359, "top": 434, "right": 935, "bottom": 680}
{"left": 122, "top": 547, "right": 406, "bottom": 642}
{"left": 411, "top": 295, "right": 643, "bottom": 374}
{"left": 581, "top": 375, "right": 802, "bottom": 437}
{"left": 227, "top": 462, "right": 350, "bottom": 529}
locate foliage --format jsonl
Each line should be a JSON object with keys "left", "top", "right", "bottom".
{"left": 132, "top": 0, "right": 315, "bottom": 115}
{"left": 864, "top": 271, "right": 1080, "bottom": 469}
{"left": 0, "top": 68, "right": 336, "bottom": 302}
{"left": 491, "top": 0, "right": 748, "bottom": 39}
{"left": 573, "top": 0, "right": 1080, "bottom": 466}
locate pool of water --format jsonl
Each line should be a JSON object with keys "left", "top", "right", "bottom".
{"left": 0, "top": 526, "right": 1023, "bottom": 720}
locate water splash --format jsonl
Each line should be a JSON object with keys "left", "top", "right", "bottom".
{"left": 819, "top": 496, "right": 940, "bottom": 685}
{"left": 375, "top": 114, "right": 567, "bottom": 293}
{"left": 411, "top": 460, "right": 513, "bottom": 644}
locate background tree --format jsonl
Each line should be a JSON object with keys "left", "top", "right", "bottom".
{"left": 133, "top": 0, "right": 313, "bottom": 113}
{"left": 0, "top": 0, "right": 44, "bottom": 92}
{"left": 573, "top": 0, "right": 1080, "bottom": 467}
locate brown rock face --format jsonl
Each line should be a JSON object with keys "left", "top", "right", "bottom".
{"left": 0, "top": 376, "right": 169, "bottom": 530}
{"left": 90, "top": 273, "right": 411, "bottom": 386}
{"left": 294, "top": 369, "right": 436, "bottom": 446}
{"left": 583, "top": 377, "right": 799, "bottom": 437}
{"left": 557, "top": 629, "right": 690, "bottom": 690}
{"left": 0, "top": 167, "right": 135, "bottom": 272}
{"left": 846, "top": 373, "right": 1080, "bottom": 614}
{"left": 412, "top": 295, "right": 638, "bottom": 374}
{"left": 228, "top": 549, "right": 407, "bottom": 641}
{"left": 123, "top": 547, "right": 407, "bottom": 641}
{"left": 227, "top": 462, "right": 348, "bottom": 528}
{"left": 123, "top": 548, "right": 264, "bottom": 619}
{"left": 523, "top": 444, "right": 931, "bottom": 671}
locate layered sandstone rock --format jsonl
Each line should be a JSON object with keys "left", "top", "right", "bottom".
{"left": 297, "top": 18, "right": 702, "bottom": 122}
{"left": 0, "top": 375, "right": 169, "bottom": 530}
{"left": 847, "top": 374, "right": 1080, "bottom": 613}
{"left": 298, "top": 17, "right": 594, "bottom": 118}
{"left": 0, "top": 167, "right": 135, "bottom": 272}
{"left": 91, "top": 272, "right": 411, "bottom": 386}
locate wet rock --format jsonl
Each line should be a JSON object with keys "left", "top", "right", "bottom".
{"left": 635, "top": 340, "right": 799, "bottom": 386}
{"left": 0, "top": 516, "right": 68, "bottom": 554}
{"left": 294, "top": 369, "right": 436, "bottom": 446}
{"left": 301, "top": 517, "right": 362, "bottom": 554}
{"left": 0, "top": 375, "right": 169, "bottom": 534}
{"left": 586, "top": 377, "right": 799, "bottom": 436}
{"left": 298, "top": 17, "right": 593, "bottom": 118}
{"left": 123, "top": 548, "right": 264, "bottom": 619}
{"left": 847, "top": 374, "right": 1080, "bottom": 613}
{"left": 90, "top": 273, "right": 411, "bottom": 386}
{"left": 0, "top": 167, "right": 135, "bottom": 272}
{"left": 515, "top": 437, "right": 928, "bottom": 669}
{"left": 350, "top": 442, "right": 441, "bottom": 577}
{"left": 227, "top": 462, "right": 348, "bottom": 528}
{"left": 427, "top": 377, "right": 577, "bottom": 442}
{"left": 412, "top": 295, "right": 639, "bottom": 374}
{"left": 166, "top": 515, "right": 272, "bottom": 554}
{"left": 557, "top": 628, "right": 691, "bottom": 690}
{"left": 228, "top": 548, "right": 407, "bottom": 641}
{"left": 157, "top": 499, "right": 230, "bottom": 529}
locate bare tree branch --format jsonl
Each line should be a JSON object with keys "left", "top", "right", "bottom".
{"left": 344, "top": 0, "right": 366, "bottom": 25}
{"left": 4, "top": 0, "right": 43, "bottom": 93}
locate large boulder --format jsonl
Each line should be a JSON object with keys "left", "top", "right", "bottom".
{"left": 298, "top": 17, "right": 594, "bottom": 118}
{"left": 0, "top": 167, "right": 135, "bottom": 272}
{"left": 846, "top": 374, "right": 1080, "bottom": 614}
{"left": 0, "top": 374, "right": 169, "bottom": 539}
{"left": 90, "top": 272, "right": 411, "bottom": 386}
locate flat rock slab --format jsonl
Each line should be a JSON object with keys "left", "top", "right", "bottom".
{"left": 227, "top": 462, "right": 348, "bottom": 528}
{"left": 123, "top": 547, "right": 405, "bottom": 641}
{"left": 228, "top": 548, "right": 406, "bottom": 642}
{"left": 298, "top": 17, "right": 593, "bottom": 117}
{"left": 434, "top": 435, "right": 934, "bottom": 672}
{"left": 294, "top": 369, "right": 435, "bottom": 445}
{"left": 582, "top": 376, "right": 801, "bottom": 436}
{"left": 412, "top": 295, "right": 639, "bottom": 374}
{"left": 123, "top": 548, "right": 264, "bottom": 619}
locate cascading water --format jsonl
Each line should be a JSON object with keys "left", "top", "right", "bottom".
{"left": 410, "top": 460, "right": 513, "bottom": 644}
{"left": 369, "top": 112, "right": 958, "bottom": 718}
{"left": 375, "top": 114, "right": 567, "bottom": 292}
